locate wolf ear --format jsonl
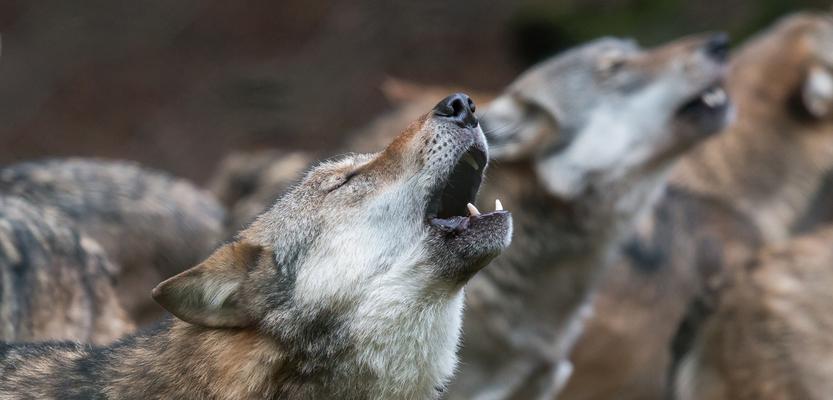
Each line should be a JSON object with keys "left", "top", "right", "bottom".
{"left": 480, "top": 95, "right": 560, "bottom": 161}
{"left": 802, "top": 64, "right": 833, "bottom": 118}
{"left": 152, "top": 241, "right": 263, "bottom": 328}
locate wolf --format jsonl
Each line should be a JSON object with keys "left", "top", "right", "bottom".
{"left": 0, "top": 158, "right": 226, "bottom": 327}
{"left": 0, "top": 94, "right": 513, "bottom": 400}
{"left": 445, "top": 33, "right": 731, "bottom": 399}
{"left": 671, "top": 13, "right": 833, "bottom": 400}
{"left": 559, "top": 12, "right": 833, "bottom": 400}
{"left": 0, "top": 195, "right": 133, "bottom": 345}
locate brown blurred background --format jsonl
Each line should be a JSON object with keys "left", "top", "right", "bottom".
{"left": 0, "top": 0, "right": 828, "bottom": 183}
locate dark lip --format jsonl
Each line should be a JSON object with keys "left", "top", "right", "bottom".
{"left": 428, "top": 209, "right": 512, "bottom": 282}
{"left": 425, "top": 143, "right": 488, "bottom": 224}
{"left": 429, "top": 210, "right": 510, "bottom": 233}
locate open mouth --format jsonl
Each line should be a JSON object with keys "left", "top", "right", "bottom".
{"left": 677, "top": 84, "right": 729, "bottom": 117}
{"left": 426, "top": 145, "right": 504, "bottom": 231}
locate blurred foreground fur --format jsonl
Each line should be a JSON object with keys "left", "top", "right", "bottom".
{"left": 0, "top": 159, "right": 226, "bottom": 327}
{"left": 561, "top": 12, "right": 833, "bottom": 400}
{"left": 0, "top": 96, "right": 512, "bottom": 399}
{"left": 0, "top": 195, "right": 133, "bottom": 344}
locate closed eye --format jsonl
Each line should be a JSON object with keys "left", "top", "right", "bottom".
{"left": 323, "top": 170, "right": 359, "bottom": 193}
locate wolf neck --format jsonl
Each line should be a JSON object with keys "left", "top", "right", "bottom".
{"left": 672, "top": 119, "right": 833, "bottom": 243}
{"left": 465, "top": 162, "right": 632, "bottom": 354}
{"left": 98, "top": 321, "right": 288, "bottom": 399}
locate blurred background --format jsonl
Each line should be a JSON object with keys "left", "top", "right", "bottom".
{"left": 0, "top": 0, "right": 828, "bottom": 183}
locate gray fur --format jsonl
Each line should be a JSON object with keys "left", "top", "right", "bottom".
{"left": 0, "top": 158, "right": 226, "bottom": 326}
{"left": 0, "top": 195, "right": 133, "bottom": 345}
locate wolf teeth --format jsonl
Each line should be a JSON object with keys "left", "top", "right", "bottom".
{"left": 495, "top": 199, "right": 503, "bottom": 211}
{"left": 462, "top": 153, "right": 480, "bottom": 171}
{"left": 467, "top": 203, "right": 481, "bottom": 216}
{"left": 701, "top": 87, "right": 727, "bottom": 108}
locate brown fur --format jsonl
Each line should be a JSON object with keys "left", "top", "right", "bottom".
{"left": 677, "top": 225, "right": 833, "bottom": 400}
{"left": 561, "top": 12, "right": 833, "bottom": 400}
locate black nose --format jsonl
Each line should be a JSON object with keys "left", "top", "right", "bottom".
{"left": 703, "top": 32, "right": 730, "bottom": 62}
{"left": 433, "top": 93, "right": 478, "bottom": 128}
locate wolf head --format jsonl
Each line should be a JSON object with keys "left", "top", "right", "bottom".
{"left": 151, "top": 93, "right": 512, "bottom": 393}
{"left": 729, "top": 12, "right": 833, "bottom": 129}
{"left": 482, "top": 34, "right": 731, "bottom": 203}
{"left": 766, "top": 13, "right": 833, "bottom": 121}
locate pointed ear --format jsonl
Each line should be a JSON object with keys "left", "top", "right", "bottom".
{"left": 481, "top": 95, "right": 560, "bottom": 161}
{"left": 802, "top": 64, "right": 833, "bottom": 118}
{"left": 152, "top": 241, "right": 263, "bottom": 328}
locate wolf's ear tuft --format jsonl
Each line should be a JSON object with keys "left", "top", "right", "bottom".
{"left": 480, "top": 95, "right": 560, "bottom": 161}
{"left": 152, "top": 241, "right": 263, "bottom": 328}
{"left": 802, "top": 64, "right": 833, "bottom": 119}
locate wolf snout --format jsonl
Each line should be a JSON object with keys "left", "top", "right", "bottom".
{"left": 703, "top": 32, "right": 730, "bottom": 62}
{"left": 433, "top": 93, "right": 478, "bottom": 128}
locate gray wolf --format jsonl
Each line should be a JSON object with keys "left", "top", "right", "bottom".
{"left": 0, "top": 94, "right": 512, "bottom": 399}
{"left": 447, "top": 33, "right": 731, "bottom": 399}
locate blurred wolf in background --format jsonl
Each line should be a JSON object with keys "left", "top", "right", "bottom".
{"left": 0, "top": 159, "right": 226, "bottom": 327}
{"left": 446, "top": 33, "right": 731, "bottom": 400}
{"left": 0, "top": 196, "right": 133, "bottom": 344}
{"left": 559, "top": 12, "right": 833, "bottom": 400}
{"left": 0, "top": 94, "right": 513, "bottom": 400}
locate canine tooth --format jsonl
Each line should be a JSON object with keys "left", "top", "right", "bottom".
{"left": 702, "top": 87, "right": 727, "bottom": 108}
{"left": 463, "top": 153, "right": 480, "bottom": 171}
{"left": 495, "top": 199, "right": 503, "bottom": 211}
{"left": 467, "top": 203, "right": 480, "bottom": 216}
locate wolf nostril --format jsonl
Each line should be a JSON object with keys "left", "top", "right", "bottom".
{"left": 433, "top": 93, "right": 478, "bottom": 128}
{"left": 704, "top": 32, "right": 730, "bottom": 62}
{"left": 450, "top": 98, "right": 466, "bottom": 118}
